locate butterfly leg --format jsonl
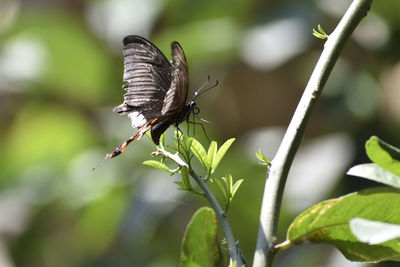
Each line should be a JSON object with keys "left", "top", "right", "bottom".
{"left": 175, "top": 125, "right": 184, "bottom": 149}
{"left": 186, "top": 119, "right": 210, "bottom": 142}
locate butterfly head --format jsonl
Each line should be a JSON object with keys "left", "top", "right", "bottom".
{"left": 179, "top": 101, "right": 198, "bottom": 124}
{"left": 188, "top": 101, "right": 200, "bottom": 115}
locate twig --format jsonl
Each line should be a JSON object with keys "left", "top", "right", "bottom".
{"left": 252, "top": 1, "right": 372, "bottom": 266}
{"left": 190, "top": 170, "right": 246, "bottom": 266}
{"left": 154, "top": 147, "right": 245, "bottom": 266}
{"left": 152, "top": 150, "right": 188, "bottom": 167}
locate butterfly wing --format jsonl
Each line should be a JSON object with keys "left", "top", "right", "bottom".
{"left": 113, "top": 35, "right": 173, "bottom": 129}
{"left": 160, "top": 41, "right": 189, "bottom": 119}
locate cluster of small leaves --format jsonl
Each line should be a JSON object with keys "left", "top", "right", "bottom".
{"left": 211, "top": 175, "right": 243, "bottom": 211}
{"left": 256, "top": 149, "right": 271, "bottom": 167}
{"left": 190, "top": 136, "right": 236, "bottom": 179}
{"left": 282, "top": 136, "right": 400, "bottom": 263}
{"left": 143, "top": 131, "right": 242, "bottom": 212}
{"left": 312, "top": 24, "right": 328, "bottom": 39}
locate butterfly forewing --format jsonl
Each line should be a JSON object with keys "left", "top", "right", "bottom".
{"left": 114, "top": 36, "right": 173, "bottom": 124}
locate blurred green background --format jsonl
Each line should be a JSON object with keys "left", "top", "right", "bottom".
{"left": 0, "top": 0, "right": 399, "bottom": 266}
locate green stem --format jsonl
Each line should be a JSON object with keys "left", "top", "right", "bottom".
{"left": 252, "top": 0, "right": 372, "bottom": 266}
{"left": 154, "top": 147, "right": 245, "bottom": 266}
{"left": 190, "top": 170, "right": 245, "bottom": 266}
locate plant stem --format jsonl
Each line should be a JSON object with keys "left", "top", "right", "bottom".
{"left": 252, "top": 1, "right": 372, "bottom": 266}
{"left": 153, "top": 147, "right": 245, "bottom": 265}
{"left": 190, "top": 170, "right": 245, "bottom": 266}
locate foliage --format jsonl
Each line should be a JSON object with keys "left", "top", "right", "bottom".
{"left": 211, "top": 174, "right": 243, "bottom": 212}
{"left": 2, "top": 0, "right": 399, "bottom": 266}
{"left": 283, "top": 136, "right": 400, "bottom": 263}
{"left": 287, "top": 187, "right": 400, "bottom": 262}
{"left": 144, "top": 131, "right": 242, "bottom": 213}
{"left": 144, "top": 132, "right": 243, "bottom": 265}
{"left": 312, "top": 24, "right": 328, "bottom": 39}
{"left": 255, "top": 149, "right": 271, "bottom": 168}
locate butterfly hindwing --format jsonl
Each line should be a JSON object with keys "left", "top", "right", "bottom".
{"left": 153, "top": 41, "right": 190, "bottom": 144}
{"left": 150, "top": 118, "right": 174, "bottom": 145}
{"left": 161, "top": 41, "right": 189, "bottom": 119}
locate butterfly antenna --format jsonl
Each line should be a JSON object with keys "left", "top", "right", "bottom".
{"left": 193, "top": 76, "right": 218, "bottom": 101}
{"left": 193, "top": 75, "right": 210, "bottom": 99}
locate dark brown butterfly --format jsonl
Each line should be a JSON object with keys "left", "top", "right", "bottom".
{"left": 106, "top": 35, "right": 197, "bottom": 158}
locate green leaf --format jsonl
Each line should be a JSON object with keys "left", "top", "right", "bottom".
{"left": 159, "top": 131, "right": 166, "bottom": 148}
{"left": 167, "top": 144, "right": 179, "bottom": 153}
{"left": 213, "top": 177, "right": 228, "bottom": 201}
{"left": 207, "top": 141, "right": 218, "bottom": 173}
{"left": 143, "top": 160, "right": 172, "bottom": 173}
{"left": 181, "top": 167, "right": 191, "bottom": 190}
{"left": 212, "top": 175, "right": 243, "bottom": 212}
{"left": 190, "top": 138, "right": 209, "bottom": 169}
{"left": 312, "top": 24, "right": 328, "bottom": 39}
{"left": 231, "top": 179, "right": 244, "bottom": 198}
{"left": 287, "top": 187, "right": 400, "bottom": 262}
{"left": 175, "top": 181, "right": 188, "bottom": 190}
{"left": 366, "top": 136, "right": 400, "bottom": 176}
{"left": 226, "top": 175, "right": 233, "bottom": 194}
{"left": 212, "top": 138, "right": 235, "bottom": 173}
{"left": 175, "top": 129, "right": 183, "bottom": 140}
{"left": 179, "top": 136, "right": 194, "bottom": 162}
{"left": 317, "top": 24, "right": 327, "bottom": 35}
{"left": 180, "top": 207, "right": 220, "bottom": 267}
{"left": 350, "top": 218, "right": 400, "bottom": 245}
{"left": 222, "top": 177, "right": 231, "bottom": 200}
{"left": 347, "top": 163, "right": 400, "bottom": 188}
{"left": 256, "top": 149, "right": 271, "bottom": 166}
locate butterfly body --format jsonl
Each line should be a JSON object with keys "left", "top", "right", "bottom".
{"left": 107, "top": 35, "right": 193, "bottom": 158}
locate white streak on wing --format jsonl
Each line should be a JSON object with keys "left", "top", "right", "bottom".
{"left": 128, "top": 111, "right": 147, "bottom": 128}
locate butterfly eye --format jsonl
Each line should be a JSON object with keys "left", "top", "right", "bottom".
{"left": 193, "top": 106, "right": 200, "bottom": 115}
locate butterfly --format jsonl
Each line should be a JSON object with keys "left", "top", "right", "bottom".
{"left": 106, "top": 35, "right": 201, "bottom": 159}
